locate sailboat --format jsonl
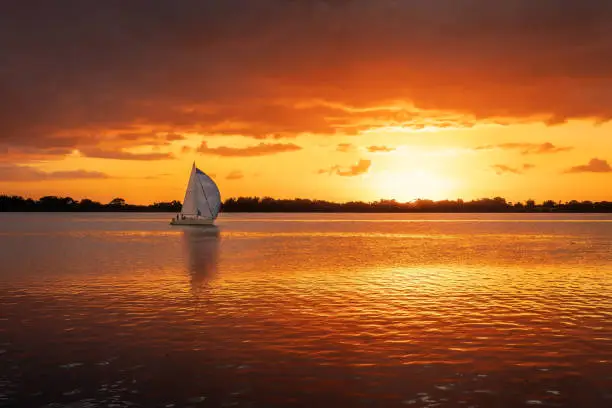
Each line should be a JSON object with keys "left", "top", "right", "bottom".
{"left": 171, "top": 162, "right": 221, "bottom": 226}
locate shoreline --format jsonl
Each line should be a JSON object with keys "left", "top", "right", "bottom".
{"left": 1, "top": 210, "right": 611, "bottom": 214}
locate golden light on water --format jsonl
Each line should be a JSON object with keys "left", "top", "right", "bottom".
{"left": 1, "top": 212, "right": 612, "bottom": 406}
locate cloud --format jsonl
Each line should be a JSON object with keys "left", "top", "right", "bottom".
{"left": 79, "top": 148, "right": 174, "bottom": 161}
{"left": 336, "top": 143, "right": 353, "bottom": 152}
{"left": 316, "top": 168, "right": 335, "bottom": 175}
{"left": 476, "top": 142, "right": 573, "bottom": 155}
{"left": 226, "top": 170, "right": 244, "bottom": 180}
{"left": 367, "top": 145, "right": 395, "bottom": 153}
{"left": 338, "top": 160, "right": 372, "bottom": 176}
{"left": 492, "top": 163, "right": 536, "bottom": 175}
{"left": 319, "top": 159, "right": 372, "bottom": 177}
{"left": 3, "top": 1, "right": 612, "bottom": 154}
{"left": 564, "top": 158, "right": 612, "bottom": 173}
{"left": 2, "top": 130, "right": 188, "bottom": 163}
{"left": 492, "top": 165, "right": 522, "bottom": 175}
{"left": 141, "top": 173, "right": 172, "bottom": 180}
{"left": 165, "top": 133, "right": 185, "bottom": 141}
{"left": 0, "top": 146, "right": 75, "bottom": 163}
{"left": 0, "top": 164, "right": 110, "bottom": 182}
{"left": 197, "top": 141, "right": 302, "bottom": 157}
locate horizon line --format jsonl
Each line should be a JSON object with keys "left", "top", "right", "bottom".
{"left": 2, "top": 194, "right": 611, "bottom": 206}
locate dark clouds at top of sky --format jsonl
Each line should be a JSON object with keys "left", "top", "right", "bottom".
{"left": 2, "top": 0, "right": 612, "bottom": 154}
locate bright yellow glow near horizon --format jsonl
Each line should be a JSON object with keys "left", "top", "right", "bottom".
{"left": 370, "top": 169, "right": 459, "bottom": 202}
{"left": 1, "top": 120, "right": 611, "bottom": 204}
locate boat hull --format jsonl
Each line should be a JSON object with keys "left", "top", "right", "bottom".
{"left": 170, "top": 218, "right": 215, "bottom": 226}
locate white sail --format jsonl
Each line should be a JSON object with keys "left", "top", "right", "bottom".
{"left": 180, "top": 163, "right": 221, "bottom": 220}
{"left": 196, "top": 169, "right": 221, "bottom": 219}
{"left": 181, "top": 164, "right": 199, "bottom": 216}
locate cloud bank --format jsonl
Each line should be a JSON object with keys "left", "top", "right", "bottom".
{"left": 0, "top": 164, "right": 110, "bottom": 182}
{"left": 197, "top": 142, "right": 302, "bottom": 157}
{"left": 476, "top": 143, "right": 573, "bottom": 155}
{"left": 79, "top": 148, "right": 174, "bottom": 161}
{"left": 2, "top": 1, "right": 612, "bottom": 159}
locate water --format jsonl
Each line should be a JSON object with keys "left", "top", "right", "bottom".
{"left": 0, "top": 213, "right": 611, "bottom": 407}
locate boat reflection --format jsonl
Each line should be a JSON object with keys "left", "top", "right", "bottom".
{"left": 181, "top": 226, "right": 220, "bottom": 293}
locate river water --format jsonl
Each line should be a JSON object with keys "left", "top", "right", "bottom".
{"left": 0, "top": 213, "right": 611, "bottom": 407}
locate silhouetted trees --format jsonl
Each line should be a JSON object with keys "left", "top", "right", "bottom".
{"left": 1, "top": 194, "right": 611, "bottom": 213}
{"left": 109, "top": 197, "right": 126, "bottom": 207}
{"left": 0, "top": 195, "right": 181, "bottom": 212}
{"left": 220, "top": 197, "right": 612, "bottom": 213}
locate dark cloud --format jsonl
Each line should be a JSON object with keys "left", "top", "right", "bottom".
{"left": 226, "top": 170, "right": 244, "bottom": 180}
{"left": 319, "top": 159, "right": 371, "bottom": 177}
{"left": 492, "top": 163, "right": 536, "bottom": 175}
{"left": 2, "top": 0, "right": 612, "bottom": 155}
{"left": 367, "top": 145, "right": 395, "bottom": 153}
{"left": 79, "top": 148, "right": 174, "bottom": 161}
{"left": 0, "top": 163, "right": 110, "bottom": 181}
{"left": 564, "top": 158, "right": 612, "bottom": 173}
{"left": 197, "top": 141, "right": 302, "bottom": 157}
{"left": 1, "top": 130, "right": 182, "bottom": 162}
{"left": 476, "top": 142, "right": 573, "bottom": 154}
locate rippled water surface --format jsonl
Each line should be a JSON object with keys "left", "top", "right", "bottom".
{"left": 1, "top": 212, "right": 611, "bottom": 407}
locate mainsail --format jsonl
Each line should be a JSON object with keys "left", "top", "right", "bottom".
{"left": 181, "top": 163, "right": 221, "bottom": 219}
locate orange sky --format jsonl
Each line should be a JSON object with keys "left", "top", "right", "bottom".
{"left": 1, "top": 1, "right": 611, "bottom": 204}
{"left": 1, "top": 119, "right": 611, "bottom": 204}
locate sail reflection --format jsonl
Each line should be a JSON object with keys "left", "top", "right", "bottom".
{"left": 181, "top": 226, "right": 220, "bottom": 293}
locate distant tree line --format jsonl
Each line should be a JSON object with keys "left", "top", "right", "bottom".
{"left": 222, "top": 197, "right": 612, "bottom": 213}
{"left": 0, "top": 196, "right": 181, "bottom": 212}
{"left": 1, "top": 195, "right": 611, "bottom": 213}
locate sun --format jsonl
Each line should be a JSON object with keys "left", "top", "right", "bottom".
{"left": 370, "top": 169, "right": 458, "bottom": 202}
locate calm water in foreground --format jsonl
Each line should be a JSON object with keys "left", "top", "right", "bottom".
{"left": 1, "top": 213, "right": 611, "bottom": 408}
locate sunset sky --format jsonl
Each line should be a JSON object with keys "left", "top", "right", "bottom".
{"left": 1, "top": 1, "right": 611, "bottom": 204}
